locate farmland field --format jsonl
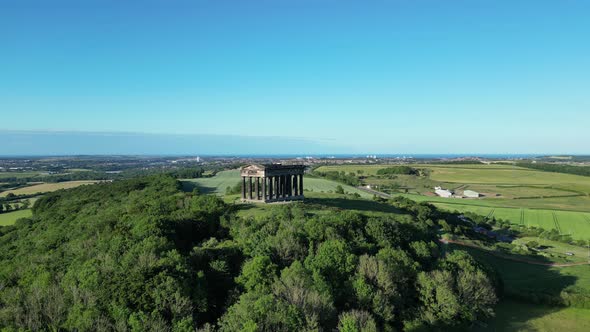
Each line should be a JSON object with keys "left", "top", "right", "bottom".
{"left": 0, "top": 171, "right": 43, "bottom": 180}
{"left": 0, "top": 209, "right": 32, "bottom": 226}
{"left": 0, "top": 181, "right": 98, "bottom": 197}
{"left": 182, "top": 170, "right": 373, "bottom": 198}
{"left": 430, "top": 202, "right": 590, "bottom": 240}
{"left": 316, "top": 163, "right": 590, "bottom": 239}
{"left": 316, "top": 163, "right": 590, "bottom": 189}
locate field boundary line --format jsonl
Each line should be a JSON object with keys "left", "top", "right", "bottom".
{"left": 486, "top": 208, "right": 495, "bottom": 219}
{"left": 552, "top": 212, "right": 562, "bottom": 234}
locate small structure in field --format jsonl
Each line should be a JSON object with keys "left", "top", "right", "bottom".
{"left": 463, "top": 190, "right": 481, "bottom": 198}
{"left": 241, "top": 164, "right": 305, "bottom": 203}
{"left": 434, "top": 186, "right": 453, "bottom": 198}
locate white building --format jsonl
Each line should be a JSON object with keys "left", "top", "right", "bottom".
{"left": 434, "top": 186, "right": 453, "bottom": 198}
{"left": 463, "top": 190, "right": 480, "bottom": 198}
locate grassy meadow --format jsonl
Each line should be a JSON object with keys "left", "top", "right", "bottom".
{"left": 450, "top": 244, "right": 590, "bottom": 303}
{"left": 481, "top": 299, "right": 590, "bottom": 332}
{"left": 0, "top": 209, "right": 32, "bottom": 226}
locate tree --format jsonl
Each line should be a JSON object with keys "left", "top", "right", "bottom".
{"left": 21, "top": 200, "right": 31, "bottom": 209}
{"left": 305, "top": 239, "right": 357, "bottom": 304}
{"left": 335, "top": 185, "right": 345, "bottom": 195}
{"left": 272, "top": 261, "right": 335, "bottom": 328}
{"left": 337, "top": 310, "right": 377, "bottom": 332}
{"left": 236, "top": 256, "right": 277, "bottom": 292}
{"left": 418, "top": 251, "right": 497, "bottom": 325}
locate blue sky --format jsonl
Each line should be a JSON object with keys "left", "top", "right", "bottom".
{"left": 1, "top": 0, "right": 589, "bottom": 155}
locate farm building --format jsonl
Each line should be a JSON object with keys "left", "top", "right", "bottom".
{"left": 434, "top": 186, "right": 453, "bottom": 198}
{"left": 463, "top": 190, "right": 480, "bottom": 198}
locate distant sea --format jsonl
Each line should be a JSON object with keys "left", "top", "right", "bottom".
{"left": 219, "top": 154, "right": 542, "bottom": 159}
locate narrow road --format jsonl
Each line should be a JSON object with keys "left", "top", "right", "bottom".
{"left": 441, "top": 238, "right": 590, "bottom": 267}
{"left": 356, "top": 186, "right": 391, "bottom": 198}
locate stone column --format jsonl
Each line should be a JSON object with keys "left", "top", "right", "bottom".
{"left": 293, "top": 175, "right": 298, "bottom": 196}
{"left": 254, "top": 177, "right": 259, "bottom": 200}
{"left": 262, "top": 177, "right": 267, "bottom": 201}
{"left": 241, "top": 176, "right": 246, "bottom": 199}
{"left": 280, "top": 175, "right": 285, "bottom": 198}
{"left": 300, "top": 174, "right": 304, "bottom": 196}
{"left": 268, "top": 176, "right": 273, "bottom": 200}
{"left": 248, "top": 177, "right": 253, "bottom": 200}
{"left": 285, "top": 175, "right": 288, "bottom": 198}
{"left": 279, "top": 175, "right": 283, "bottom": 198}
{"left": 287, "top": 175, "right": 292, "bottom": 197}
{"left": 283, "top": 175, "right": 288, "bottom": 198}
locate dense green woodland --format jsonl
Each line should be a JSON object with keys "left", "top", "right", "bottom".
{"left": 517, "top": 162, "right": 590, "bottom": 177}
{"left": 0, "top": 175, "right": 498, "bottom": 331}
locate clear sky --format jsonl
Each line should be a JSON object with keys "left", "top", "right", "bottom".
{"left": 1, "top": 0, "right": 589, "bottom": 155}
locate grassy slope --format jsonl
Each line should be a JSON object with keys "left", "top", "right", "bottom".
{"left": 451, "top": 245, "right": 590, "bottom": 299}
{"left": 232, "top": 191, "right": 403, "bottom": 219}
{"left": 513, "top": 236, "right": 590, "bottom": 262}
{"left": 0, "top": 209, "right": 32, "bottom": 226}
{"left": 481, "top": 299, "right": 590, "bottom": 332}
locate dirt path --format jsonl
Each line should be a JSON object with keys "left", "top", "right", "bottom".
{"left": 441, "top": 238, "right": 590, "bottom": 267}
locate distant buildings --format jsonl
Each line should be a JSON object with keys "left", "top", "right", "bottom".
{"left": 434, "top": 186, "right": 453, "bottom": 198}
{"left": 463, "top": 190, "right": 480, "bottom": 198}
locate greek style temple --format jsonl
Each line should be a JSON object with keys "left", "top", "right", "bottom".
{"left": 240, "top": 164, "right": 305, "bottom": 203}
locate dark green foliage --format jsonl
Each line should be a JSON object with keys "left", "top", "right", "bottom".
{"left": 517, "top": 161, "right": 590, "bottom": 177}
{"left": 0, "top": 175, "right": 236, "bottom": 330}
{"left": 312, "top": 171, "right": 361, "bottom": 186}
{"left": 376, "top": 166, "right": 418, "bottom": 176}
{"left": 221, "top": 203, "right": 497, "bottom": 331}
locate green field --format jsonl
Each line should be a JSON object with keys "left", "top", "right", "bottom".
{"left": 482, "top": 299, "right": 590, "bottom": 332}
{"left": 0, "top": 209, "right": 32, "bottom": 226}
{"left": 316, "top": 163, "right": 590, "bottom": 188}
{"left": 423, "top": 201, "right": 590, "bottom": 240}
{"left": 182, "top": 169, "right": 242, "bottom": 194}
{"left": 182, "top": 170, "right": 373, "bottom": 198}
